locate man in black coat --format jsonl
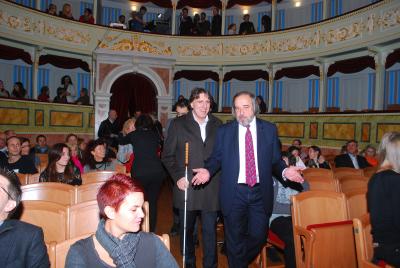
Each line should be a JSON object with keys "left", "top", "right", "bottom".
{"left": 334, "top": 140, "right": 371, "bottom": 169}
{"left": 98, "top": 109, "right": 119, "bottom": 148}
{"left": 211, "top": 7, "right": 222, "bottom": 36}
{"left": 0, "top": 168, "right": 49, "bottom": 268}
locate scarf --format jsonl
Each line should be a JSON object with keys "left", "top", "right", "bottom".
{"left": 95, "top": 219, "right": 141, "bottom": 268}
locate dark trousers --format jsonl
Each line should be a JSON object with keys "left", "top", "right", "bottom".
{"left": 224, "top": 184, "right": 269, "bottom": 268}
{"left": 270, "top": 216, "right": 296, "bottom": 268}
{"left": 179, "top": 209, "right": 218, "bottom": 268}
{"left": 373, "top": 243, "right": 400, "bottom": 267}
{"left": 136, "top": 175, "right": 163, "bottom": 232}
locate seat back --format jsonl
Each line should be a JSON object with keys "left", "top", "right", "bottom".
{"left": 363, "top": 166, "right": 378, "bottom": 179}
{"left": 68, "top": 200, "right": 99, "bottom": 239}
{"left": 37, "top": 153, "right": 49, "bottom": 168}
{"left": 55, "top": 234, "right": 92, "bottom": 268}
{"left": 333, "top": 167, "right": 364, "bottom": 180}
{"left": 22, "top": 182, "right": 76, "bottom": 206}
{"left": 339, "top": 175, "right": 368, "bottom": 193}
{"left": 141, "top": 201, "right": 150, "bottom": 232}
{"left": 16, "top": 173, "right": 28, "bottom": 185}
{"left": 75, "top": 182, "right": 104, "bottom": 203}
{"left": 27, "top": 173, "right": 40, "bottom": 184}
{"left": 20, "top": 200, "right": 69, "bottom": 243}
{"left": 302, "top": 168, "right": 335, "bottom": 181}
{"left": 81, "top": 171, "right": 117, "bottom": 184}
{"left": 305, "top": 176, "right": 339, "bottom": 192}
{"left": 46, "top": 242, "right": 56, "bottom": 268}
{"left": 345, "top": 188, "right": 368, "bottom": 219}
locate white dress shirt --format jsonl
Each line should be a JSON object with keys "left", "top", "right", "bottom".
{"left": 192, "top": 112, "right": 209, "bottom": 142}
{"left": 348, "top": 153, "right": 360, "bottom": 169}
{"left": 237, "top": 118, "right": 259, "bottom": 183}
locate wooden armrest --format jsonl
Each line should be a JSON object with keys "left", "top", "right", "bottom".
{"left": 294, "top": 226, "right": 314, "bottom": 268}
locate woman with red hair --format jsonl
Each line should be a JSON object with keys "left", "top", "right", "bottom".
{"left": 65, "top": 174, "right": 178, "bottom": 267}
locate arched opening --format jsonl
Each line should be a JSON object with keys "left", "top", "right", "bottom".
{"left": 110, "top": 73, "right": 157, "bottom": 128}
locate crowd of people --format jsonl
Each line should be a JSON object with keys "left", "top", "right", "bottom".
{"left": 0, "top": 77, "right": 90, "bottom": 105}
{"left": 0, "top": 88, "right": 398, "bottom": 267}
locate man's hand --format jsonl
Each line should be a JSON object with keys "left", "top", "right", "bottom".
{"left": 283, "top": 166, "right": 305, "bottom": 183}
{"left": 177, "top": 177, "right": 189, "bottom": 191}
{"left": 192, "top": 168, "right": 210, "bottom": 186}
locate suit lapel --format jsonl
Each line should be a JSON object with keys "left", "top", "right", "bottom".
{"left": 231, "top": 120, "right": 240, "bottom": 178}
{"left": 256, "top": 118, "right": 265, "bottom": 176}
{"left": 186, "top": 112, "right": 203, "bottom": 143}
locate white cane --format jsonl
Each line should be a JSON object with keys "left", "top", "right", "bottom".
{"left": 183, "top": 142, "right": 189, "bottom": 268}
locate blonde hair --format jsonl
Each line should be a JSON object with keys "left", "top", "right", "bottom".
{"left": 122, "top": 118, "right": 136, "bottom": 135}
{"left": 378, "top": 132, "right": 400, "bottom": 172}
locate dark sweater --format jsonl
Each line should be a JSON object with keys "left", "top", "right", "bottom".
{"left": 367, "top": 169, "right": 400, "bottom": 245}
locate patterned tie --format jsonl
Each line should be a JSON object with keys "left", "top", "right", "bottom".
{"left": 245, "top": 125, "right": 257, "bottom": 187}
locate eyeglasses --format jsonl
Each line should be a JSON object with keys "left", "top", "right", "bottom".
{"left": 0, "top": 185, "right": 13, "bottom": 200}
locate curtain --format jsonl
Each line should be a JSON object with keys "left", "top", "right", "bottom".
{"left": 129, "top": 0, "right": 172, "bottom": 8}
{"left": 177, "top": 0, "right": 221, "bottom": 9}
{"left": 110, "top": 73, "right": 157, "bottom": 129}
{"left": 39, "top": 55, "right": 90, "bottom": 72}
{"left": 386, "top": 49, "right": 400, "bottom": 69}
{"left": 0, "top": 44, "right": 32, "bottom": 65}
{"left": 223, "top": 70, "right": 268, "bottom": 82}
{"left": 227, "top": 0, "right": 282, "bottom": 9}
{"left": 328, "top": 56, "right": 374, "bottom": 76}
{"left": 174, "top": 70, "right": 219, "bottom": 81}
{"left": 275, "top": 66, "right": 319, "bottom": 80}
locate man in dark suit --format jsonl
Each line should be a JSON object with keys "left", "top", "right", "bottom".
{"left": 0, "top": 168, "right": 49, "bottom": 268}
{"left": 162, "top": 88, "right": 222, "bottom": 268}
{"left": 98, "top": 109, "right": 119, "bottom": 149}
{"left": 334, "top": 140, "right": 371, "bottom": 169}
{"left": 192, "top": 91, "right": 303, "bottom": 267}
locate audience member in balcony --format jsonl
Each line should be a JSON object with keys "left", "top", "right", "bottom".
{"left": 239, "top": 14, "right": 255, "bottom": 35}
{"left": 179, "top": 7, "right": 193, "bottom": 36}
{"left": 33, "top": 135, "right": 49, "bottom": 154}
{"left": 59, "top": 3, "right": 74, "bottom": 20}
{"left": 261, "top": 15, "right": 272, "bottom": 32}
{"left": 98, "top": 109, "right": 119, "bottom": 149}
{"left": 192, "top": 13, "right": 200, "bottom": 35}
{"left": 53, "top": 87, "right": 67, "bottom": 103}
{"left": 39, "top": 143, "right": 81, "bottom": 185}
{"left": 227, "top": 23, "right": 236, "bottom": 35}
{"left": 79, "top": 8, "right": 95, "bottom": 24}
{"left": 0, "top": 168, "right": 50, "bottom": 267}
{"left": 37, "top": 86, "right": 50, "bottom": 102}
{"left": 0, "top": 80, "right": 10, "bottom": 97}
{"left": 20, "top": 137, "right": 40, "bottom": 167}
{"left": 5, "top": 136, "right": 37, "bottom": 174}
{"left": 197, "top": 12, "right": 211, "bottom": 36}
{"left": 69, "top": 144, "right": 84, "bottom": 174}
{"left": 11, "top": 82, "right": 26, "bottom": 99}
{"left": 65, "top": 174, "right": 178, "bottom": 268}
{"left": 117, "top": 118, "right": 135, "bottom": 166}
{"left": 109, "top": 15, "right": 127, "bottom": 29}
{"left": 288, "top": 146, "right": 306, "bottom": 168}
{"left": 46, "top": 3, "right": 57, "bottom": 16}
{"left": 66, "top": 133, "right": 78, "bottom": 148}
{"left": 361, "top": 144, "right": 378, "bottom": 167}
{"left": 307, "top": 145, "right": 330, "bottom": 169}
{"left": 75, "top": 88, "right": 90, "bottom": 105}
{"left": 368, "top": 132, "right": 400, "bottom": 267}
{"left": 334, "top": 140, "right": 370, "bottom": 169}
{"left": 292, "top": 139, "right": 308, "bottom": 162}
{"left": 60, "top": 75, "right": 76, "bottom": 103}
{"left": 256, "top": 95, "right": 267, "bottom": 114}
{"left": 0, "top": 132, "right": 7, "bottom": 155}
{"left": 83, "top": 138, "right": 117, "bottom": 172}
{"left": 211, "top": 7, "right": 222, "bottom": 36}
{"left": 129, "top": 6, "right": 147, "bottom": 32}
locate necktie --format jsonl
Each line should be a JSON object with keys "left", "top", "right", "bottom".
{"left": 245, "top": 126, "right": 257, "bottom": 187}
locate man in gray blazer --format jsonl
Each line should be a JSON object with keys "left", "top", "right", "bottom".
{"left": 162, "top": 88, "right": 222, "bottom": 268}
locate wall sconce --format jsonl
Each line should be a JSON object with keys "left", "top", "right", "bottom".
{"left": 193, "top": 9, "right": 198, "bottom": 15}
{"left": 131, "top": 5, "right": 137, "bottom": 11}
{"left": 243, "top": 9, "right": 249, "bottom": 15}
{"left": 295, "top": 1, "right": 301, "bottom": 7}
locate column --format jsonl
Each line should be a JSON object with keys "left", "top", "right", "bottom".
{"left": 322, "top": 0, "right": 328, "bottom": 20}
{"left": 90, "top": 55, "right": 96, "bottom": 105}
{"left": 267, "top": 65, "right": 274, "bottom": 113}
{"left": 221, "top": 1, "right": 226, "bottom": 35}
{"left": 35, "top": 0, "right": 41, "bottom": 11}
{"left": 32, "top": 48, "right": 40, "bottom": 99}
{"left": 93, "top": 0, "right": 98, "bottom": 24}
{"left": 373, "top": 51, "right": 388, "bottom": 110}
{"left": 271, "top": 0, "right": 277, "bottom": 31}
{"left": 94, "top": 91, "right": 112, "bottom": 138}
{"left": 318, "top": 62, "right": 330, "bottom": 113}
{"left": 171, "top": 1, "right": 177, "bottom": 35}
{"left": 218, "top": 67, "right": 224, "bottom": 112}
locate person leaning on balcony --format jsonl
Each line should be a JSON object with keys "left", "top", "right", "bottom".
{"left": 239, "top": 14, "right": 255, "bottom": 35}
{"left": 79, "top": 8, "right": 95, "bottom": 24}
{"left": 59, "top": 3, "right": 74, "bottom": 20}
{"left": 0, "top": 80, "right": 10, "bottom": 98}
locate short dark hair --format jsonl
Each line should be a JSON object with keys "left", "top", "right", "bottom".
{"left": 36, "top": 135, "right": 46, "bottom": 143}
{"left": 176, "top": 99, "right": 190, "bottom": 109}
{"left": 140, "top": 6, "right": 147, "bottom": 12}
{"left": 288, "top": 146, "right": 300, "bottom": 154}
{"left": 84, "top": 8, "right": 92, "bottom": 14}
{"left": 182, "top": 7, "right": 188, "bottom": 12}
{"left": 189, "top": 88, "right": 210, "bottom": 103}
{"left": 135, "top": 114, "right": 154, "bottom": 130}
{"left": 0, "top": 168, "right": 22, "bottom": 216}
{"left": 346, "top": 140, "right": 358, "bottom": 146}
{"left": 293, "top": 139, "right": 302, "bottom": 146}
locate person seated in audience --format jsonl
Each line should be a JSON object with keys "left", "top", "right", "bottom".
{"left": 20, "top": 137, "right": 40, "bottom": 167}
{"left": 75, "top": 88, "right": 90, "bottom": 105}
{"left": 362, "top": 144, "right": 378, "bottom": 167}
{"left": 39, "top": 143, "right": 81, "bottom": 185}
{"left": 334, "top": 139, "right": 370, "bottom": 169}
{"left": 128, "top": 6, "right": 147, "bottom": 32}
{"left": 292, "top": 139, "right": 308, "bottom": 162}
{"left": 5, "top": 136, "right": 37, "bottom": 174}
{"left": 46, "top": 3, "right": 57, "bottom": 16}
{"left": 69, "top": 144, "right": 83, "bottom": 174}
{"left": 83, "top": 138, "right": 117, "bottom": 172}
{"left": 109, "top": 15, "right": 127, "bottom": 29}
{"left": 0, "top": 132, "right": 7, "bottom": 154}
{"left": 227, "top": 23, "right": 236, "bottom": 35}
{"left": 287, "top": 146, "right": 306, "bottom": 168}
{"left": 60, "top": 75, "right": 76, "bottom": 103}
{"left": 239, "top": 14, "right": 255, "bottom": 35}
{"left": 4, "top": 130, "right": 16, "bottom": 140}
{"left": 37, "top": 86, "right": 50, "bottom": 102}
{"left": 77, "top": 138, "right": 87, "bottom": 157}
{"left": 53, "top": 86, "right": 67, "bottom": 103}
{"left": 11, "top": 82, "right": 26, "bottom": 99}
{"left": 98, "top": 109, "right": 119, "bottom": 149}
{"left": 256, "top": 95, "right": 267, "bottom": 114}
{"left": 66, "top": 133, "right": 78, "bottom": 148}
{"left": 368, "top": 132, "right": 400, "bottom": 267}
{"left": 117, "top": 118, "right": 135, "bottom": 171}
{"left": 0, "top": 80, "right": 10, "bottom": 97}
{"left": 179, "top": 7, "right": 193, "bottom": 36}
{"left": 133, "top": 109, "right": 142, "bottom": 119}
{"left": 306, "top": 145, "right": 330, "bottom": 169}
{"left": 65, "top": 174, "right": 178, "bottom": 267}
{"left": 33, "top": 135, "right": 49, "bottom": 154}
{"left": 79, "top": 8, "right": 95, "bottom": 24}
{"left": 59, "top": 3, "right": 74, "bottom": 20}
{"left": 0, "top": 168, "right": 50, "bottom": 267}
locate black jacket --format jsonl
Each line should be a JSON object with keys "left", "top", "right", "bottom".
{"left": 0, "top": 220, "right": 49, "bottom": 268}
{"left": 334, "top": 153, "right": 371, "bottom": 169}
{"left": 97, "top": 119, "right": 119, "bottom": 139}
